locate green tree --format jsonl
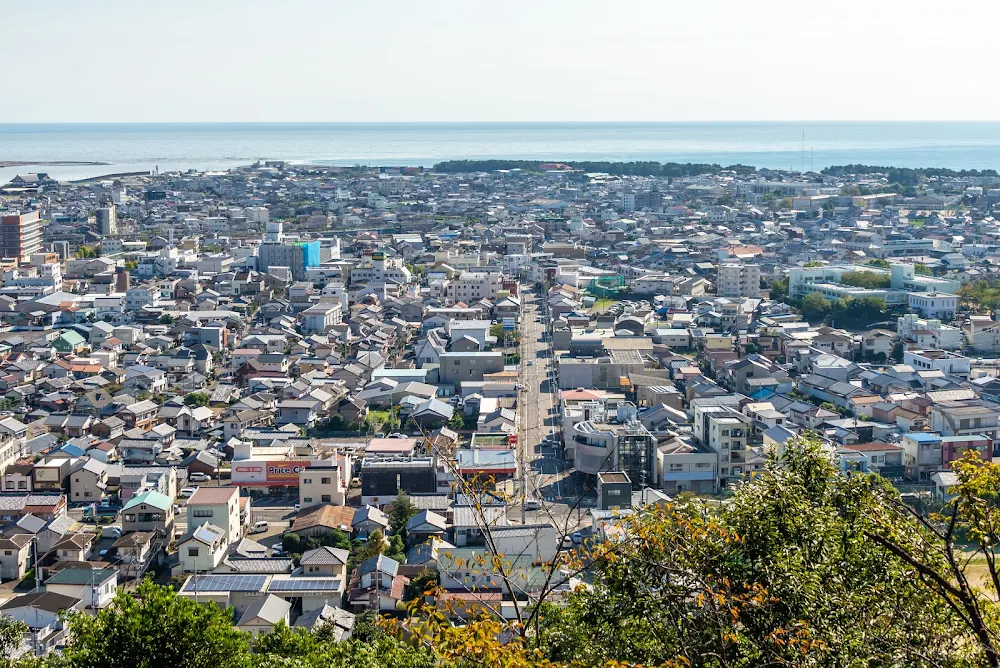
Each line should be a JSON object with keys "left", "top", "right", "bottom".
{"left": 524, "top": 436, "right": 976, "bottom": 667}
{"left": 447, "top": 410, "right": 465, "bottom": 431}
{"left": 914, "top": 262, "right": 933, "bottom": 275}
{"left": 839, "top": 270, "right": 891, "bottom": 289}
{"left": 0, "top": 616, "right": 27, "bottom": 661}
{"left": 59, "top": 581, "right": 250, "bottom": 668}
{"left": 386, "top": 492, "right": 419, "bottom": 540}
{"left": 800, "top": 291, "right": 830, "bottom": 322}
{"left": 867, "top": 258, "right": 892, "bottom": 268}
{"left": 768, "top": 277, "right": 788, "bottom": 301}
{"left": 892, "top": 339, "right": 906, "bottom": 363}
{"left": 183, "top": 392, "right": 210, "bottom": 407}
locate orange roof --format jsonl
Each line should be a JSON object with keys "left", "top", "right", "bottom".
{"left": 561, "top": 389, "right": 600, "bottom": 401}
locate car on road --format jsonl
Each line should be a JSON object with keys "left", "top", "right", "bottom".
{"left": 527, "top": 360, "right": 534, "bottom": 366}
{"left": 102, "top": 526, "right": 123, "bottom": 539}
{"left": 561, "top": 535, "right": 574, "bottom": 549}
{"left": 572, "top": 531, "right": 584, "bottom": 545}
{"left": 178, "top": 487, "right": 198, "bottom": 498}
{"left": 524, "top": 498, "right": 541, "bottom": 511}
{"left": 188, "top": 472, "right": 212, "bottom": 483}
{"left": 251, "top": 520, "right": 269, "bottom": 534}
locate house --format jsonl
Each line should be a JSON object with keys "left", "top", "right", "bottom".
{"left": 299, "top": 461, "right": 346, "bottom": 509}
{"left": 69, "top": 458, "right": 108, "bottom": 504}
{"left": 237, "top": 594, "right": 291, "bottom": 636}
{"left": 299, "top": 546, "right": 350, "bottom": 579}
{"left": 351, "top": 505, "right": 389, "bottom": 540}
{"left": 293, "top": 604, "right": 355, "bottom": 640}
{"left": 113, "top": 531, "right": 155, "bottom": 581}
{"left": 0, "top": 591, "right": 82, "bottom": 656}
{"left": 177, "top": 522, "right": 228, "bottom": 573}
{"left": 290, "top": 504, "right": 356, "bottom": 539}
{"left": 121, "top": 490, "right": 174, "bottom": 538}
{"left": 45, "top": 567, "right": 118, "bottom": 609}
{"left": 186, "top": 486, "right": 243, "bottom": 544}
{"left": 276, "top": 400, "right": 319, "bottom": 429}
{"left": 405, "top": 510, "right": 448, "bottom": 546}
{"left": 347, "top": 554, "right": 407, "bottom": 613}
{"left": 0, "top": 533, "right": 33, "bottom": 580}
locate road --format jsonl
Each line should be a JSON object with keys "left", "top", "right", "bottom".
{"left": 515, "top": 289, "right": 589, "bottom": 534}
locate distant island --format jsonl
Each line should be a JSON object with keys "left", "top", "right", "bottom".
{"left": 432, "top": 159, "right": 1000, "bottom": 185}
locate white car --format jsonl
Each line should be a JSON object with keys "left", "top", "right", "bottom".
{"left": 178, "top": 487, "right": 198, "bottom": 499}
{"left": 188, "top": 472, "right": 211, "bottom": 482}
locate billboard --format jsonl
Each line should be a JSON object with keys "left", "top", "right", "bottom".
{"left": 232, "top": 460, "right": 312, "bottom": 486}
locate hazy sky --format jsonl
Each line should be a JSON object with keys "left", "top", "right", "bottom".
{"left": 5, "top": 0, "right": 997, "bottom": 123}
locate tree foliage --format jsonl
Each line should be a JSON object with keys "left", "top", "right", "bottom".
{"left": 839, "top": 270, "right": 891, "bottom": 289}
{"left": 183, "top": 392, "right": 211, "bottom": 407}
{"left": 959, "top": 278, "right": 1000, "bottom": 313}
{"left": 800, "top": 291, "right": 830, "bottom": 322}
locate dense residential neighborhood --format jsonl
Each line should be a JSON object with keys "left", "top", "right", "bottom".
{"left": 1, "top": 159, "right": 1000, "bottom": 655}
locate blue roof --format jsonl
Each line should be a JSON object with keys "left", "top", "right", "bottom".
{"left": 58, "top": 444, "right": 86, "bottom": 457}
{"left": 905, "top": 432, "right": 942, "bottom": 443}
{"left": 123, "top": 490, "right": 172, "bottom": 511}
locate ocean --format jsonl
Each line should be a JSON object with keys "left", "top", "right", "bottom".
{"left": 4, "top": 121, "right": 1000, "bottom": 182}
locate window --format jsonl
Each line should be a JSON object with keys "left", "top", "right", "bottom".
{"left": 669, "top": 464, "right": 683, "bottom": 471}
{"left": 302, "top": 478, "right": 312, "bottom": 484}
{"left": 321, "top": 477, "right": 331, "bottom": 485}
{"left": 192, "top": 509, "right": 213, "bottom": 518}
{"left": 124, "top": 514, "right": 135, "bottom": 522}
{"left": 188, "top": 548, "right": 199, "bottom": 557}
{"left": 607, "top": 488, "right": 621, "bottom": 496}
{"left": 3, "top": 482, "right": 10, "bottom": 490}
{"left": 321, "top": 495, "right": 332, "bottom": 503}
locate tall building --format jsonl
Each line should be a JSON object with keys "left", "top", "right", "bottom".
{"left": 717, "top": 263, "right": 761, "bottom": 299}
{"left": 0, "top": 210, "right": 42, "bottom": 260}
{"left": 258, "top": 240, "right": 321, "bottom": 280}
{"left": 96, "top": 204, "right": 117, "bottom": 236}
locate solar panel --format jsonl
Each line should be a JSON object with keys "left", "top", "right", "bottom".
{"left": 268, "top": 578, "right": 342, "bottom": 592}
{"left": 186, "top": 574, "right": 267, "bottom": 592}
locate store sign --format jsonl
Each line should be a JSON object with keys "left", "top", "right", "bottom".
{"left": 232, "top": 460, "right": 311, "bottom": 486}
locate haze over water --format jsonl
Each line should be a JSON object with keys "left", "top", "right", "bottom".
{"left": 3, "top": 121, "right": 1000, "bottom": 182}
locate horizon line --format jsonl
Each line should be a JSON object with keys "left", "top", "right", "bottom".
{"left": 4, "top": 119, "right": 1000, "bottom": 126}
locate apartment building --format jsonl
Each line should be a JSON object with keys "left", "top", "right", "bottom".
{"left": 717, "top": 263, "right": 761, "bottom": 299}
{"left": 0, "top": 210, "right": 42, "bottom": 260}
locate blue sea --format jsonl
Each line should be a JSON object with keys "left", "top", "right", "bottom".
{"left": 4, "top": 121, "right": 1000, "bottom": 182}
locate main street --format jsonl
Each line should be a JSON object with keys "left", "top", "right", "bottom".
{"left": 515, "top": 288, "right": 587, "bottom": 533}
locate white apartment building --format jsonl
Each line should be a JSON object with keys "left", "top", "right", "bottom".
{"left": 186, "top": 487, "right": 244, "bottom": 544}
{"left": 903, "top": 349, "right": 971, "bottom": 376}
{"left": 125, "top": 285, "right": 160, "bottom": 311}
{"left": 897, "top": 314, "right": 963, "bottom": 350}
{"left": 445, "top": 270, "right": 504, "bottom": 303}
{"left": 908, "top": 292, "right": 957, "bottom": 320}
{"left": 717, "top": 263, "right": 761, "bottom": 299}
{"left": 300, "top": 302, "right": 343, "bottom": 334}
{"left": 349, "top": 254, "right": 411, "bottom": 285}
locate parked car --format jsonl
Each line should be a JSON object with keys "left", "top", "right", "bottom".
{"left": 101, "top": 526, "right": 123, "bottom": 539}
{"left": 572, "top": 531, "right": 583, "bottom": 545}
{"left": 524, "top": 498, "right": 541, "bottom": 511}
{"left": 251, "top": 520, "right": 269, "bottom": 534}
{"left": 178, "top": 487, "right": 198, "bottom": 499}
{"left": 188, "top": 472, "right": 211, "bottom": 483}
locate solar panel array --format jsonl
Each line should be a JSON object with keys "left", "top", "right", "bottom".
{"left": 186, "top": 574, "right": 268, "bottom": 592}
{"left": 268, "top": 578, "right": 342, "bottom": 592}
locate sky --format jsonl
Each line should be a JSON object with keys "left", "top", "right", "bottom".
{"left": 4, "top": 0, "right": 999, "bottom": 123}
